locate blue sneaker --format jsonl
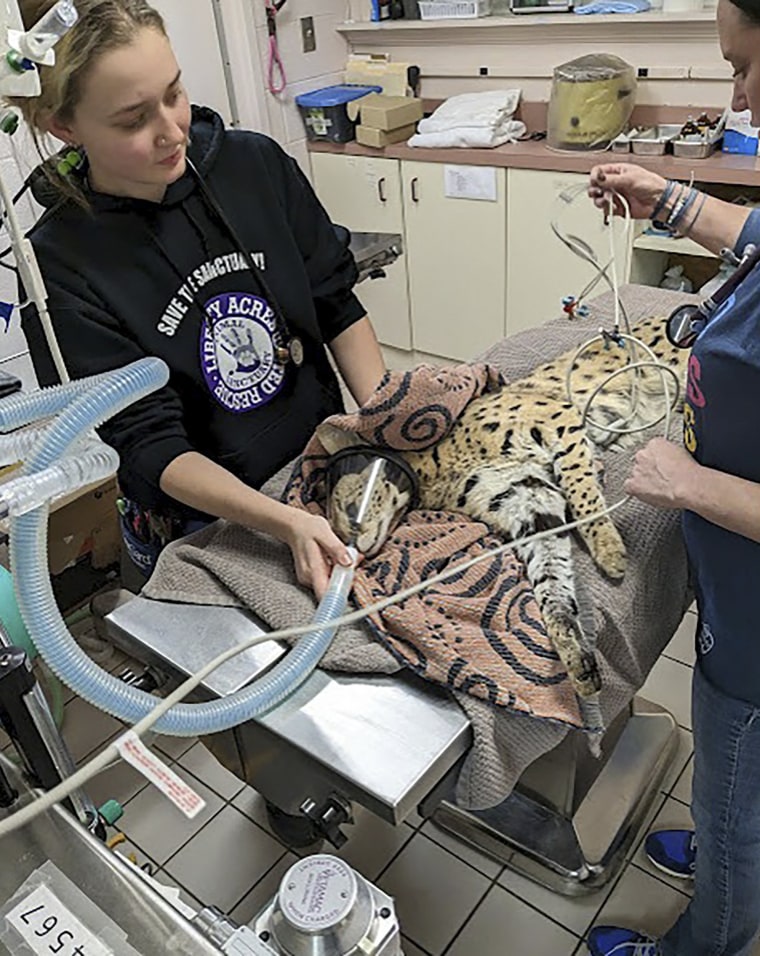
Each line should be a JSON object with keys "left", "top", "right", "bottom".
{"left": 645, "top": 828, "right": 696, "bottom": 879}
{"left": 587, "top": 926, "right": 660, "bottom": 955}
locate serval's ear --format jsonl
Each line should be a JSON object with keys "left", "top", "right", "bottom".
{"left": 316, "top": 422, "right": 364, "bottom": 455}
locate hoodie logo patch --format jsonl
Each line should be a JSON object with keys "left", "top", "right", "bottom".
{"left": 200, "top": 292, "right": 286, "bottom": 413}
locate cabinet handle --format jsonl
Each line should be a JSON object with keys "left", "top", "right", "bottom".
{"left": 377, "top": 177, "right": 387, "bottom": 203}
{"left": 410, "top": 177, "right": 419, "bottom": 203}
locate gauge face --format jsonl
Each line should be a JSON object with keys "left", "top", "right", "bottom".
{"left": 667, "top": 305, "right": 704, "bottom": 350}
{"left": 279, "top": 855, "right": 357, "bottom": 931}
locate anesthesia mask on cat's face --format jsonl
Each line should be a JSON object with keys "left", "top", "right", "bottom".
{"left": 323, "top": 438, "right": 419, "bottom": 557}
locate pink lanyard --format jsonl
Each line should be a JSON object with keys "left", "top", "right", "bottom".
{"left": 265, "top": 0, "right": 287, "bottom": 95}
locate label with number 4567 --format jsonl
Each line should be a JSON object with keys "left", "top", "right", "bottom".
{"left": 5, "top": 884, "right": 112, "bottom": 956}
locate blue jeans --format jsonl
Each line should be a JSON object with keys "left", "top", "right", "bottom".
{"left": 661, "top": 663, "right": 760, "bottom": 956}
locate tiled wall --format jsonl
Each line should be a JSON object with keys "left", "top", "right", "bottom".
{"left": 0, "top": 129, "right": 43, "bottom": 390}
{"left": 246, "top": 0, "right": 351, "bottom": 173}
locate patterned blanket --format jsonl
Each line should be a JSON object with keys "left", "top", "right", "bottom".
{"left": 283, "top": 363, "right": 586, "bottom": 729}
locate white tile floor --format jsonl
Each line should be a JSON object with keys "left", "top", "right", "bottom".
{"left": 10, "top": 606, "right": 757, "bottom": 955}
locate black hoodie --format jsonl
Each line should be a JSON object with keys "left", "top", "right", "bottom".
{"left": 22, "top": 107, "right": 366, "bottom": 516}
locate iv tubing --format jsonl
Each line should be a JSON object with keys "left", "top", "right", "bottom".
{"left": 8, "top": 358, "right": 359, "bottom": 735}
{"left": 555, "top": 189, "right": 680, "bottom": 440}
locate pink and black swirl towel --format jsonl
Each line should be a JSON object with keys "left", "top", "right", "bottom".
{"left": 285, "top": 363, "right": 587, "bottom": 729}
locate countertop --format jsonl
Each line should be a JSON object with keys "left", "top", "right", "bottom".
{"left": 308, "top": 139, "right": 760, "bottom": 187}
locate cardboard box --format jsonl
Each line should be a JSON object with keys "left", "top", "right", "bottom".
{"left": 47, "top": 477, "right": 120, "bottom": 575}
{"left": 356, "top": 123, "right": 418, "bottom": 148}
{"left": 0, "top": 468, "right": 120, "bottom": 575}
{"left": 345, "top": 55, "right": 413, "bottom": 98}
{"left": 360, "top": 94, "right": 424, "bottom": 132}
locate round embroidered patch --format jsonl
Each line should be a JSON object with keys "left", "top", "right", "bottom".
{"left": 200, "top": 292, "right": 287, "bottom": 413}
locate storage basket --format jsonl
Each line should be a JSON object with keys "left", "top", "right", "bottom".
{"left": 418, "top": 0, "right": 491, "bottom": 18}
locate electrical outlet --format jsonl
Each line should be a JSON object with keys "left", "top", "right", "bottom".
{"left": 301, "top": 16, "right": 316, "bottom": 53}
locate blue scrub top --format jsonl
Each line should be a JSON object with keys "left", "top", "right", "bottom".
{"left": 682, "top": 207, "right": 760, "bottom": 706}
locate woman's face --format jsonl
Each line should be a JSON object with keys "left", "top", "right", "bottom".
{"left": 718, "top": 0, "right": 760, "bottom": 124}
{"left": 51, "top": 27, "right": 192, "bottom": 201}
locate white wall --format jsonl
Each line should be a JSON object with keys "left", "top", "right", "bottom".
{"left": 238, "top": 0, "right": 352, "bottom": 172}
{"left": 154, "top": 0, "right": 233, "bottom": 123}
{"left": 339, "top": 11, "right": 732, "bottom": 109}
{"left": 0, "top": 129, "right": 43, "bottom": 389}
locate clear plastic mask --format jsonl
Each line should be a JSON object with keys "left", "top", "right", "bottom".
{"left": 325, "top": 447, "right": 418, "bottom": 557}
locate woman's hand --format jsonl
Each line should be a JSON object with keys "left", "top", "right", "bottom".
{"left": 588, "top": 163, "right": 668, "bottom": 220}
{"left": 624, "top": 437, "right": 700, "bottom": 509}
{"left": 283, "top": 509, "right": 354, "bottom": 599}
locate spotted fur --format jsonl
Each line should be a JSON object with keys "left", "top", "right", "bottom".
{"left": 322, "top": 316, "right": 687, "bottom": 698}
{"left": 328, "top": 470, "right": 411, "bottom": 556}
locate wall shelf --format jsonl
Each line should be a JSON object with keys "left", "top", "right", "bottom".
{"left": 633, "top": 233, "right": 716, "bottom": 258}
{"left": 336, "top": 10, "right": 718, "bottom": 45}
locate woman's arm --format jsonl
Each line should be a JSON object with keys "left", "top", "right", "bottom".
{"left": 160, "top": 452, "right": 353, "bottom": 597}
{"left": 660, "top": 193, "right": 753, "bottom": 257}
{"left": 625, "top": 437, "right": 760, "bottom": 543}
{"left": 589, "top": 164, "right": 754, "bottom": 256}
{"left": 267, "top": 142, "right": 386, "bottom": 401}
{"left": 329, "top": 315, "right": 386, "bottom": 407}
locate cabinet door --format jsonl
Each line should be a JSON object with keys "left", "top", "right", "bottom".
{"left": 310, "top": 153, "right": 411, "bottom": 350}
{"left": 506, "top": 169, "right": 632, "bottom": 337}
{"left": 311, "top": 153, "right": 404, "bottom": 232}
{"left": 402, "top": 161, "right": 507, "bottom": 362}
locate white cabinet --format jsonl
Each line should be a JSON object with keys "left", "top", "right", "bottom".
{"left": 401, "top": 160, "right": 507, "bottom": 361}
{"left": 310, "top": 152, "right": 412, "bottom": 351}
{"left": 311, "top": 153, "right": 508, "bottom": 361}
{"left": 505, "top": 169, "right": 632, "bottom": 336}
{"left": 628, "top": 230, "right": 718, "bottom": 289}
{"left": 311, "top": 155, "right": 670, "bottom": 364}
